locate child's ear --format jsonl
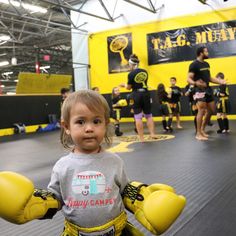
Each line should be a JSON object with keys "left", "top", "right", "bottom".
{"left": 61, "top": 120, "right": 70, "bottom": 135}
{"left": 106, "top": 119, "right": 110, "bottom": 126}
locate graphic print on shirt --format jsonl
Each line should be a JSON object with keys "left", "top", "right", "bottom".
{"left": 66, "top": 171, "right": 116, "bottom": 209}
{"left": 134, "top": 72, "right": 148, "bottom": 88}
{"left": 72, "top": 171, "right": 106, "bottom": 196}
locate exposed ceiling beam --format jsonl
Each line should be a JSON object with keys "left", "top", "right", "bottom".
{"left": 147, "top": 0, "right": 156, "bottom": 12}
{"left": 0, "top": 9, "right": 87, "bottom": 33}
{"left": 40, "top": 0, "right": 115, "bottom": 22}
{"left": 0, "top": 26, "right": 45, "bottom": 37}
{"left": 57, "top": 0, "right": 77, "bottom": 28}
{"left": 0, "top": 45, "right": 35, "bottom": 49}
{"left": 123, "top": 0, "right": 156, "bottom": 13}
{"left": 0, "top": 19, "right": 17, "bottom": 40}
{"left": 0, "top": 15, "right": 72, "bottom": 34}
{"left": 98, "top": 0, "right": 114, "bottom": 21}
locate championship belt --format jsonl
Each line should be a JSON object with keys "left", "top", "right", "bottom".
{"left": 62, "top": 211, "right": 127, "bottom": 236}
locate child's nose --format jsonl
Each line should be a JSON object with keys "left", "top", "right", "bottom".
{"left": 85, "top": 123, "right": 94, "bottom": 132}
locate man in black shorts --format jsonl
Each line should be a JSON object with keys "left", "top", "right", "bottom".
{"left": 121, "top": 54, "right": 156, "bottom": 142}
{"left": 187, "top": 46, "right": 226, "bottom": 140}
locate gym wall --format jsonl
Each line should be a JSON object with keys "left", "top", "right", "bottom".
{"left": 0, "top": 95, "right": 61, "bottom": 130}
{"left": 0, "top": 72, "right": 71, "bottom": 132}
{"left": 89, "top": 7, "right": 236, "bottom": 117}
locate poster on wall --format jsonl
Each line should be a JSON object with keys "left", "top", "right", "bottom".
{"left": 147, "top": 20, "right": 236, "bottom": 65}
{"left": 107, "top": 33, "right": 132, "bottom": 73}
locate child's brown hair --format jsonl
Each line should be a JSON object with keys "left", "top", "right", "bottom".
{"left": 216, "top": 72, "right": 224, "bottom": 79}
{"left": 60, "top": 90, "right": 112, "bottom": 149}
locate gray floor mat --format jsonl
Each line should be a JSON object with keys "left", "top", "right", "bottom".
{"left": 0, "top": 121, "right": 236, "bottom": 236}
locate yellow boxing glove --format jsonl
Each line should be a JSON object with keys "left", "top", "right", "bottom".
{"left": 116, "top": 99, "right": 128, "bottom": 107}
{"left": 0, "top": 171, "right": 60, "bottom": 224}
{"left": 122, "top": 182, "right": 186, "bottom": 235}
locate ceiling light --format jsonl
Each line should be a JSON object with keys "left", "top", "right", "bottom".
{"left": 11, "top": 57, "right": 17, "bottom": 65}
{"left": 40, "top": 65, "right": 50, "bottom": 70}
{"left": 2, "top": 71, "right": 13, "bottom": 76}
{"left": 0, "top": 0, "right": 47, "bottom": 14}
{"left": 0, "top": 35, "right": 11, "bottom": 41}
{"left": 0, "top": 34, "right": 11, "bottom": 45}
{"left": 7, "top": 92, "right": 16, "bottom": 95}
{"left": 0, "top": 61, "right": 9, "bottom": 67}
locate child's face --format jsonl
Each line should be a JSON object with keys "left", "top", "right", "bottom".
{"left": 65, "top": 103, "right": 106, "bottom": 154}
{"left": 114, "top": 87, "right": 120, "bottom": 95}
{"left": 128, "top": 62, "right": 135, "bottom": 71}
{"left": 62, "top": 92, "right": 70, "bottom": 100}
{"left": 170, "top": 79, "right": 176, "bottom": 86}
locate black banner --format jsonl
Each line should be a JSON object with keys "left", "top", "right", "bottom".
{"left": 107, "top": 33, "right": 132, "bottom": 73}
{"left": 147, "top": 20, "right": 236, "bottom": 65}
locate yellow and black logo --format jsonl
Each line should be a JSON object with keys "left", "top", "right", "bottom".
{"left": 108, "top": 134, "right": 175, "bottom": 153}
{"left": 110, "top": 36, "right": 129, "bottom": 66}
{"left": 108, "top": 33, "right": 132, "bottom": 74}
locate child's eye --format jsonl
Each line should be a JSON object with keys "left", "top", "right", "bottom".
{"left": 93, "top": 119, "right": 102, "bottom": 124}
{"left": 77, "top": 119, "right": 85, "bottom": 125}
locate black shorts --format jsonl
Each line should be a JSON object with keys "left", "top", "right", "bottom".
{"left": 169, "top": 102, "right": 181, "bottom": 114}
{"left": 216, "top": 98, "right": 229, "bottom": 113}
{"left": 160, "top": 103, "right": 172, "bottom": 116}
{"left": 193, "top": 87, "right": 214, "bottom": 103}
{"left": 132, "top": 90, "right": 152, "bottom": 115}
{"left": 126, "top": 93, "right": 134, "bottom": 114}
{"left": 126, "top": 93, "right": 134, "bottom": 106}
{"left": 190, "top": 102, "right": 198, "bottom": 115}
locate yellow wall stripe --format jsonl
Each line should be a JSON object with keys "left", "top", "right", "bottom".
{"left": 0, "top": 124, "right": 48, "bottom": 137}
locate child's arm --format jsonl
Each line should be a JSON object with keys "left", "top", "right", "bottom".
{"left": 122, "top": 181, "right": 186, "bottom": 235}
{"left": 0, "top": 171, "right": 60, "bottom": 224}
{"left": 119, "top": 83, "right": 132, "bottom": 90}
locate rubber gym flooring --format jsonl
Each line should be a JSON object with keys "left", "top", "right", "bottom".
{"left": 0, "top": 120, "right": 236, "bottom": 236}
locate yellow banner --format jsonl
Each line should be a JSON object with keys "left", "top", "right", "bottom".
{"left": 89, "top": 7, "right": 236, "bottom": 93}
{"left": 16, "top": 72, "right": 72, "bottom": 94}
